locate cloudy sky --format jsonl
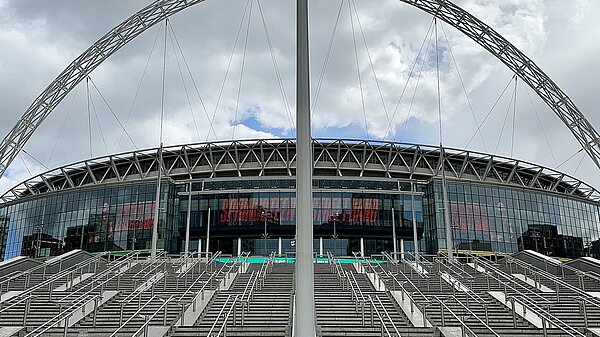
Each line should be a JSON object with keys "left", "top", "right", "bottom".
{"left": 0, "top": 0, "right": 599, "bottom": 195}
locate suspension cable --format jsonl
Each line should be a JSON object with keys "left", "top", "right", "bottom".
{"left": 22, "top": 149, "right": 49, "bottom": 171}
{"left": 494, "top": 76, "right": 517, "bottom": 154}
{"left": 351, "top": 0, "right": 391, "bottom": 131}
{"left": 465, "top": 75, "right": 516, "bottom": 149}
{"left": 47, "top": 85, "right": 80, "bottom": 166}
{"left": 348, "top": 0, "right": 369, "bottom": 138}
{"left": 88, "top": 78, "right": 138, "bottom": 150}
{"left": 399, "top": 22, "right": 435, "bottom": 142}
{"left": 257, "top": 0, "right": 294, "bottom": 132}
{"left": 525, "top": 87, "right": 557, "bottom": 166}
{"left": 116, "top": 24, "right": 163, "bottom": 151}
{"left": 311, "top": 0, "right": 345, "bottom": 127}
{"left": 511, "top": 77, "right": 517, "bottom": 157}
{"left": 384, "top": 18, "right": 434, "bottom": 140}
{"left": 208, "top": 0, "right": 251, "bottom": 141}
{"left": 18, "top": 153, "right": 32, "bottom": 176}
{"left": 86, "top": 77, "right": 93, "bottom": 158}
{"left": 160, "top": 19, "right": 168, "bottom": 146}
{"left": 439, "top": 23, "right": 487, "bottom": 151}
{"left": 168, "top": 21, "right": 217, "bottom": 140}
{"left": 556, "top": 148, "right": 584, "bottom": 170}
{"left": 88, "top": 88, "right": 109, "bottom": 153}
{"left": 232, "top": 0, "right": 254, "bottom": 140}
{"left": 435, "top": 18, "right": 443, "bottom": 145}
{"left": 167, "top": 24, "right": 202, "bottom": 142}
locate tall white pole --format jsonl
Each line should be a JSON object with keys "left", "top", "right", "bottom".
{"left": 391, "top": 207, "right": 397, "bottom": 258}
{"left": 440, "top": 145, "right": 454, "bottom": 260}
{"left": 185, "top": 181, "right": 192, "bottom": 254}
{"left": 205, "top": 207, "right": 211, "bottom": 255}
{"left": 411, "top": 181, "right": 418, "bottom": 261}
{"left": 151, "top": 143, "right": 163, "bottom": 259}
{"left": 296, "top": 0, "right": 316, "bottom": 335}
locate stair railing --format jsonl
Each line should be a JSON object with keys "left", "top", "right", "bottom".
{"left": 109, "top": 295, "right": 159, "bottom": 337}
{"left": 24, "top": 293, "right": 103, "bottom": 337}
{"left": 205, "top": 294, "right": 239, "bottom": 337}
{"left": 435, "top": 295, "right": 495, "bottom": 337}
{"left": 56, "top": 251, "right": 141, "bottom": 304}
{"left": 506, "top": 293, "right": 585, "bottom": 337}
{"left": 365, "top": 295, "right": 394, "bottom": 337}
{"left": 346, "top": 270, "right": 369, "bottom": 325}
{"left": 471, "top": 256, "right": 551, "bottom": 304}
{"left": 177, "top": 256, "right": 240, "bottom": 324}
{"left": 0, "top": 294, "right": 39, "bottom": 325}
{"left": 238, "top": 270, "right": 259, "bottom": 325}
{"left": 370, "top": 294, "right": 402, "bottom": 337}
{"left": 131, "top": 295, "right": 175, "bottom": 337}
{"left": 507, "top": 255, "right": 600, "bottom": 306}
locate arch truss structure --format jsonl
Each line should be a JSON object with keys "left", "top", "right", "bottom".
{"left": 0, "top": 0, "right": 599, "bottom": 179}
{"left": 1, "top": 139, "right": 598, "bottom": 203}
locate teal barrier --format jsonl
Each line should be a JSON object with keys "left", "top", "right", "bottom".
{"left": 216, "top": 257, "right": 384, "bottom": 264}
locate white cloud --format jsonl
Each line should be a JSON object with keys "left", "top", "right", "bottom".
{"left": 0, "top": 0, "right": 599, "bottom": 196}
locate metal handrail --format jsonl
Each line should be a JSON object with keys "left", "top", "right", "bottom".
{"left": 372, "top": 295, "right": 402, "bottom": 337}
{"left": 507, "top": 256, "right": 600, "bottom": 308}
{"left": 472, "top": 256, "right": 551, "bottom": 304}
{"left": 366, "top": 295, "right": 393, "bottom": 337}
{"left": 131, "top": 251, "right": 166, "bottom": 279}
{"left": 176, "top": 270, "right": 208, "bottom": 302}
{"left": 58, "top": 252, "right": 140, "bottom": 305}
{"left": 25, "top": 293, "right": 101, "bottom": 337}
{"left": 508, "top": 293, "right": 585, "bottom": 337}
{"left": 434, "top": 295, "right": 482, "bottom": 337}
{"left": 109, "top": 296, "right": 156, "bottom": 337}
{"left": 435, "top": 256, "right": 475, "bottom": 280}
{"left": 445, "top": 294, "right": 495, "bottom": 333}
{"left": 132, "top": 295, "right": 175, "bottom": 337}
{"left": 206, "top": 294, "right": 239, "bottom": 337}
{"left": 387, "top": 271, "right": 430, "bottom": 304}
{"left": 1, "top": 255, "right": 104, "bottom": 306}
{"left": 121, "top": 260, "right": 167, "bottom": 305}
{"left": 0, "top": 294, "right": 37, "bottom": 316}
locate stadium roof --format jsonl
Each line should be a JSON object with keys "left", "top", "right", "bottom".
{"left": 1, "top": 138, "right": 598, "bottom": 204}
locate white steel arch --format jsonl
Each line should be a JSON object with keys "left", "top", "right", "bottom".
{"left": 0, "top": 0, "right": 599, "bottom": 178}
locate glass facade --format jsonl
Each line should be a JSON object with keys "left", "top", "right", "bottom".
{"left": 426, "top": 180, "right": 600, "bottom": 258}
{"left": 1, "top": 176, "right": 599, "bottom": 260}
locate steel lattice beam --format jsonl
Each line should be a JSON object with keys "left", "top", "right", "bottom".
{"left": 0, "top": 0, "right": 599, "bottom": 182}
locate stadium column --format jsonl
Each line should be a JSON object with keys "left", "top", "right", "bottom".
{"left": 360, "top": 238, "right": 365, "bottom": 256}
{"left": 278, "top": 237, "right": 282, "bottom": 256}
{"left": 296, "top": 0, "right": 316, "bottom": 335}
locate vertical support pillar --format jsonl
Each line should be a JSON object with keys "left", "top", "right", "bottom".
{"left": 392, "top": 207, "right": 397, "bottom": 256}
{"left": 319, "top": 237, "right": 323, "bottom": 257}
{"left": 237, "top": 238, "right": 242, "bottom": 257}
{"left": 278, "top": 237, "right": 282, "bottom": 256}
{"left": 185, "top": 181, "right": 192, "bottom": 254}
{"left": 151, "top": 143, "right": 163, "bottom": 259}
{"left": 198, "top": 239, "right": 202, "bottom": 257}
{"left": 296, "top": 0, "right": 316, "bottom": 335}
{"left": 411, "top": 181, "right": 418, "bottom": 261}
{"left": 400, "top": 239, "right": 405, "bottom": 261}
{"left": 440, "top": 146, "right": 454, "bottom": 260}
{"left": 205, "top": 207, "right": 211, "bottom": 255}
{"left": 360, "top": 238, "right": 365, "bottom": 257}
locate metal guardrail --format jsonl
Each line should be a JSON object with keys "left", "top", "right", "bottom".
{"left": 367, "top": 295, "right": 397, "bottom": 337}
{"left": 25, "top": 293, "right": 102, "bottom": 337}
{"left": 131, "top": 295, "right": 175, "bottom": 337}
{"left": 110, "top": 296, "right": 157, "bottom": 337}
{"left": 435, "top": 295, "right": 497, "bottom": 337}
{"left": 206, "top": 294, "right": 239, "bottom": 337}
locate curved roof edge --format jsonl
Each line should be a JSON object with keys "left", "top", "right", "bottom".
{"left": 1, "top": 138, "right": 598, "bottom": 204}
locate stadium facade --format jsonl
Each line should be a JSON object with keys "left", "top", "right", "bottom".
{"left": 1, "top": 138, "right": 599, "bottom": 261}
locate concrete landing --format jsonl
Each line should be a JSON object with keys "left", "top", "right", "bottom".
{"left": 467, "top": 262, "right": 488, "bottom": 274}
{"left": 488, "top": 291, "right": 549, "bottom": 329}
{"left": 366, "top": 273, "right": 386, "bottom": 291}
{"left": 588, "top": 328, "right": 600, "bottom": 336}
{"left": 146, "top": 326, "right": 170, "bottom": 337}
{"left": 0, "top": 327, "right": 23, "bottom": 337}
{"left": 440, "top": 272, "right": 469, "bottom": 292}
{"left": 407, "top": 262, "right": 429, "bottom": 276}
{"left": 438, "top": 327, "right": 462, "bottom": 337}
{"left": 54, "top": 273, "right": 94, "bottom": 291}
{"left": 134, "top": 271, "right": 165, "bottom": 293}
{"left": 62, "top": 290, "right": 118, "bottom": 327}
{"left": 0, "top": 291, "right": 22, "bottom": 304}
{"left": 512, "top": 273, "right": 554, "bottom": 292}
{"left": 390, "top": 291, "right": 432, "bottom": 328}
{"left": 175, "top": 272, "right": 237, "bottom": 327}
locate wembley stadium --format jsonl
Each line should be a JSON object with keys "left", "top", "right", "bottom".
{"left": 2, "top": 138, "right": 599, "bottom": 261}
